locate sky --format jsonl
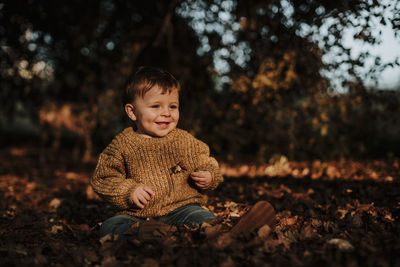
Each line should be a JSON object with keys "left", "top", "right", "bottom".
{"left": 344, "top": 24, "right": 400, "bottom": 89}
{"left": 365, "top": 27, "right": 400, "bottom": 88}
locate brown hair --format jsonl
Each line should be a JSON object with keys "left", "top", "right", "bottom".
{"left": 122, "top": 66, "right": 180, "bottom": 105}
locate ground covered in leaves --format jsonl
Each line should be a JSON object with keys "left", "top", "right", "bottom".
{"left": 0, "top": 145, "right": 399, "bottom": 266}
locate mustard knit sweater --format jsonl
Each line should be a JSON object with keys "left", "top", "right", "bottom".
{"left": 91, "top": 127, "right": 224, "bottom": 217}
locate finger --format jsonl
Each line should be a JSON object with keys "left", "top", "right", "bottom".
{"left": 195, "top": 182, "right": 205, "bottom": 188}
{"left": 191, "top": 175, "right": 204, "bottom": 181}
{"left": 140, "top": 190, "right": 151, "bottom": 201}
{"left": 138, "top": 195, "right": 148, "bottom": 206}
{"left": 143, "top": 186, "right": 155, "bottom": 196}
{"left": 141, "top": 192, "right": 151, "bottom": 201}
{"left": 191, "top": 171, "right": 206, "bottom": 177}
{"left": 134, "top": 198, "right": 144, "bottom": 209}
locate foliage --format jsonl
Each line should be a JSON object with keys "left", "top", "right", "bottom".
{"left": 0, "top": 0, "right": 399, "bottom": 161}
{"left": 179, "top": 0, "right": 400, "bottom": 161}
{"left": 0, "top": 0, "right": 213, "bottom": 134}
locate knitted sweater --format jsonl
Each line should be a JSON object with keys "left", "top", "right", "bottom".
{"left": 91, "top": 127, "right": 224, "bottom": 217}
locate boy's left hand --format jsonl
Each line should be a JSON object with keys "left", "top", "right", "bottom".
{"left": 190, "top": 170, "right": 212, "bottom": 189}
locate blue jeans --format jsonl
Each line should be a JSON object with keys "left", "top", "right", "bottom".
{"left": 99, "top": 203, "right": 216, "bottom": 239}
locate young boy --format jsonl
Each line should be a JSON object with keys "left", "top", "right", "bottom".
{"left": 91, "top": 67, "right": 275, "bottom": 241}
{"left": 91, "top": 67, "right": 224, "bottom": 239}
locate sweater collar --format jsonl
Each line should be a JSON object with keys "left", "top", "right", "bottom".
{"left": 123, "top": 126, "right": 178, "bottom": 145}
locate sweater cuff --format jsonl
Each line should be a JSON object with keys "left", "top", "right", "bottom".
{"left": 113, "top": 179, "right": 141, "bottom": 209}
{"left": 197, "top": 163, "right": 224, "bottom": 190}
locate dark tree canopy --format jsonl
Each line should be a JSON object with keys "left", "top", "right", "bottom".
{"left": 1, "top": 0, "right": 399, "bottom": 161}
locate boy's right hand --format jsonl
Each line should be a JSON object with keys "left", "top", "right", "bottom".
{"left": 130, "top": 185, "right": 155, "bottom": 209}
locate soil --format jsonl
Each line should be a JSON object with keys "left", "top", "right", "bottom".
{"left": 0, "top": 145, "right": 399, "bottom": 266}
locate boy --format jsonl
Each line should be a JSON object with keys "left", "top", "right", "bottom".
{"left": 91, "top": 67, "right": 275, "bottom": 241}
{"left": 91, "top": 67, "right": 223, "bottom": 239}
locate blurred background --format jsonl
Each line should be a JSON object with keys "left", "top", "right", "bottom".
{"left": 1, "top": 0, "right": 399, "bottom": 164}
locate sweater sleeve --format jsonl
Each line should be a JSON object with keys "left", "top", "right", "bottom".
{"left": 90, "top": 139, "right": 140, "bottom": 210}
{"left": 192, "top": 138, "right": 224, "bottom": 190}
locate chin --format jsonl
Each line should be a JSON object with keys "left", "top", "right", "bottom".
{"left": 152, "top": 130, "right": 172, "bottom": 137}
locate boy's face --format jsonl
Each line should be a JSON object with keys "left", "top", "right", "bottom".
{"left": 126, "top": 86, "right": 179, "bottom": 138}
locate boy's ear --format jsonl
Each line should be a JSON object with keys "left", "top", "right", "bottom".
{"left": 125, "top": 104, "right": 137, "bottom": 121}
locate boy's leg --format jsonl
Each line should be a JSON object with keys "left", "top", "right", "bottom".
{"left": 156, "top": 203, "right": 216, "bottom": 227}
{"left": 99, "top": 214, "right": 145, "bottom": 240}
{"left": 137, "top": 204, "right": 213, "bottom": 241}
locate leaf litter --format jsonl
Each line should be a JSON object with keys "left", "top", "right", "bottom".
{"left": 0, "top": 147, "right": 399, "bottom": 266}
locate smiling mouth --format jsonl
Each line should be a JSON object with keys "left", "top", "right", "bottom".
{"left": 156, "top": 122, "right": 170, "bottom": 128}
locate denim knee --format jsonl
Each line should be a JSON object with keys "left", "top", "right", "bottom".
{"left": 158, "top": 203, "right": 216, "bottom": 226}
{"left": 99, "top": 214, "right": 143, "bottom": 239}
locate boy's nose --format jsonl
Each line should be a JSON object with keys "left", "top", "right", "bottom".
{"left": 161, "top": 107, "right": 171, "bottom": 116}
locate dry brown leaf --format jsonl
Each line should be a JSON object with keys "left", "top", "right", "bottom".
{"left": 202, "top": 223, "right": 222, "bottom": 240}
{"left": 327, "top": 238, "right": 354, "bottom": 251}
{"left": 221, "top": 256, "right": 235, "bottom": 267}
{"left": 258, "top": 224, "right": 272, "bottom": 241}
{"left": 384, "top": 176, "right": 394, "bottom": 182}
{"left": 142, "top": 258, "right": 159, "bottom": 267}
{"left": 51, "top": 225, "right": 63, "bottom": 234}
{"left": 101, "top": 256, "right": 120, "bottom": 267}
{"left": 303, "top": 250, "right": 312, "bottom": 257}
{"left": 280, "top": 216, "right": 298, "bottom": 227}
{"left": 85, "top": 185, "right": 100, "bottom": 200}
{"left": 383, "top": 212, "right": 395, "bottom": 222}
{"left": 326, "top": 165, "right": 340, "bottom": 179}
{"left": 213, "top": 233, "right": 234, "bottom": 250}
{"left": 99, "top": 233, "right": 118, "bottom": 244}
{"left": 24, "top": 182, "right": 36, "bottom": 194}
{"left": 138, "top": 219, "right": 176, "bottom": 241}
{"left": 337, "top": 208, "right": 348, "bottom": 219}
{"left": 78, "top": 224, "right": 89, "bottom": 231}
{"left": 49, "top": 198, "right": 62, "bottom": 209}
{"left": 264, "top": 238, "right": 291, "bottom": 252}
{"left": 300, "top": 224, "right": 317, "bottom": 240}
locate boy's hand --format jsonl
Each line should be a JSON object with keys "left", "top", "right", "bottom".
{"left": 190, "top": 170, "right": 212, "bottom": 189}
{"left": 130, "top": 185, "right": 155, "bottom": 209}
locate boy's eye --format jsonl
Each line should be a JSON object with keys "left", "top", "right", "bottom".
{"left": 170, "top": 105, "right": 178, "bottom": 109}
{"left": 151, "top": 105, "right": 160, "bottom": 108}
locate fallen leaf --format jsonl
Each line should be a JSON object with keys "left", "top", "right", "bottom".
{"left": 99, "top": 233, "right": 118, "bottom": 244}
{"left": 101, "top": 256, "right": 119, "bottom": 267}
{"left": 49, "top": 198, "right": 62, "bottom": 210}
{"left": 202, "top": 223, "right": 222, "bottom": 239}
{"left": 25, "top": 182, "right": 36, "bottom": 194}
{"left": 229, "top": 212, "right": 240, "bottom": 217}
{"left": 51, "top": 225, "right": 63, "bottom": 234}
{"left": 212, "top": 233, "right": 234, "bottom": 250}
{"left": 300, "top": 224, "right": 316, "bottom": 240}
{"left": 384, "top": 176, "right": 393, "bottom": 182}
{"left": 34, "top": 253, "right": 48, "bottom": 265}
{"left": 221, "top": 256, "right": 235, "bottom": 267}
{"left": 258, "top": 224, "right": 272, "bottom": 241}
{"left": 351, "top": 212, "right": 363, "bottom": 228}
{"left": 138, "top": 219, "right": 176, "bottom": 241}
{"left": 264, "top": 239, "right": 290, "bottom": 252}
{"left": 142, "top": 258, "right": 159, "bottom": 267}
{"left": 86, "top": 185, "right": 100, "bottom": 200}
{"left": 280, "top": 216, "right": 298, "bottom": 227}
{"left": 79, "top": 224, "right": 90, "bottom": 231}
{"left": 303, "top": 250, "right": 312, "bottom": 257}
{"left": 327, "top": 238, "right": 354, "bottom": 251}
